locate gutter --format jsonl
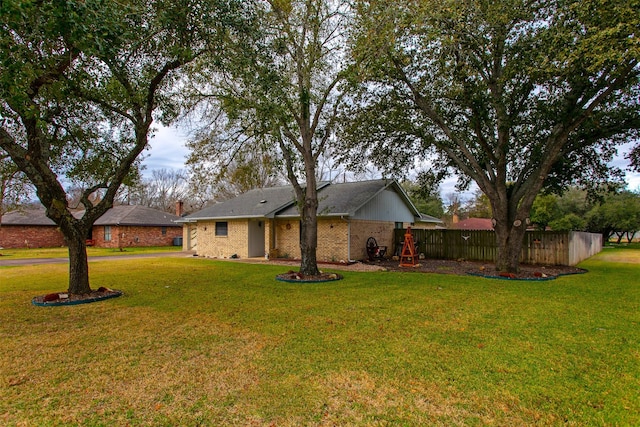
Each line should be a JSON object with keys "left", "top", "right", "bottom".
{"left": 174, "top": 215, "right": 266, "bottom": 223}
{"left": 274, "top": 212, "right": 350, "bottom": 219}
{"left": 173, "top": 218, "right": 196, "bottom": 224}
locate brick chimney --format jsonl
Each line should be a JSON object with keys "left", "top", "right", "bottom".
{"left": 176, "top": 200, "right": 184, "bottom": 217}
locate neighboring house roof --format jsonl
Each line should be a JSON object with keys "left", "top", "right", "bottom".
{"left": 93, "top": 205, "right": 181, "bottom": 227}
{"left": 451, "top": 217, "right": 494, "bottom": 230}
{"left": 182, "top": 179, "right": 444, "bottom": 225}
{"left": 1, "top": 205, "right": 180, "bottom": 227}
{"left": 0, "top": 208, "right": 56, "bottom": 226}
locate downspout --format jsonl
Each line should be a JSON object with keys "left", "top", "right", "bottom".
{"left": 271, "top": 218, "right": 276, "bottom": 257}
{"left": 348, "top": 217, "right": 353, "bottom": 262}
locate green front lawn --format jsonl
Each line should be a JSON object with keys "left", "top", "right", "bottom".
{"left": 0, "top": 245, "right": 182, "bottom": 259}
{"left": 1, "top": 250, "right": 638, "bottom": 425}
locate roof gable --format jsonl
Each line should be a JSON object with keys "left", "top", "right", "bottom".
{"left": 275, "top": 179, "right": 420, "bottom": 219}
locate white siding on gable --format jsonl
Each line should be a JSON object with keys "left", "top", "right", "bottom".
{"left": 352, "top": 189, "right": 415, "bottom": 222}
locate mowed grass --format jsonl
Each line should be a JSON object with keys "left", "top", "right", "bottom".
{"left": 0, "top": 245, "right": 181, "bottom": 259}
{"left": 1, "top": 250, "right": 639, "bottom": 426}
{"left": 597, "top": 243, "right": 640, "bottom": 264}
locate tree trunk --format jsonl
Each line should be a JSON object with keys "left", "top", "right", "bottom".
{"left": 299, "top": 192, "right": 320, "bottom": 277}
{"left": 494, "top": 221, "right": 528, "bottom": 273}
{"left": 67, "top": 233, "right": 92, "bottom": 295}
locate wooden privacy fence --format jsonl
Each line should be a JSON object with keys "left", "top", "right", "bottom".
{"left": 393, "top": 229, "right": 602, "bottom": 266}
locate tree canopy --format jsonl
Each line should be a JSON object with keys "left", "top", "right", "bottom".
{"left": 0, "top": 0, "right": 246, "bottom": 293}
{"left": 629, "top": 143, "right": 640, "bottom": 172}
{"left": 119, "top": 168, "right": 191, "bottom": 214}
{"left": 342, "top": 0, "right": 640, "bottom": 271}
{"left": 184, "top": 0, "right": 351, "bottom": 275}
{"left": 401, "top": 179, "right": 445, "bottom": 219}
{"left": 587, "top": 190, "right": 640, "bottom": 243}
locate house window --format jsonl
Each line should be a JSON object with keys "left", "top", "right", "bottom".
{"left": 104, "top": 226, "right": 112, "bottom": 242}
{"left": 161, "top": 226, "right": 167, "bottom": 236}
{"left": 395, "top": 222, "right": 403, "bottom": 229}
{"left": 215, "top": 221, "right": 228, "bottom": 236}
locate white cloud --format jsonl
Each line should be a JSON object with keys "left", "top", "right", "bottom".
{"left": 615, "top": 141, "right": 640, "bottom": 191}
{"left": 624, "top": 171, "right": 640, "bottom": 191}
{"left": 142, "top": 125, "right": 190, "bottom": 175}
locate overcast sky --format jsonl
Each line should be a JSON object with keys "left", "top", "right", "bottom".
{"left": 143, "top": 125, "right": 640, "bottom": 199}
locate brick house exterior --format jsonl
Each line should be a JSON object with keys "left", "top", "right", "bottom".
{"left": 0, "top": 224, "right": 67, "bottom": 249}
{"left": 0, "top": 205, "right": 182, "bottom": 249}
{"left": 0, "top": 208, "right": 65, "bottom": 248}
{"left": 180, "top": 179, "right": 443, "bottom": 262}
{"left": 90, "top": 205, "right": 182, "bottom": 248}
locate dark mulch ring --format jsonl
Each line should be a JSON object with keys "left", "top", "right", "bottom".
{"left": 32, "top": 287, "right": 123, "bottom": 307}
{"left": 276, "top": 270, "right": 344, "bottom": 283}
{"left": 366, "top": 258, "right": 587, "bottom": 281}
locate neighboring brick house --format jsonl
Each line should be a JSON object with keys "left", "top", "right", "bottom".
{"left": 88, "top": 205, "right": 182, "bottom": 248}
{"left": 179, "top": 179, "right": 442, "bottom": 262}
{"left": 0, "top": 208, "right": 66, "bottom": 248}
{"left": 0, "top": 205, "right": 182, "bottom": 249}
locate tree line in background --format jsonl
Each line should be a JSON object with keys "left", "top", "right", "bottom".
{"left": 531, "top": 188, "right": 640, "bottom": 243}
{"left": 1, "top": 0, "right": 639, "bottom": 293}
{"left": 448, "top": 186, "right": 640, "bottom": 243}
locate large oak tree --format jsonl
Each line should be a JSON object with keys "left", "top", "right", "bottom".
{"left": 185, "top": 0, "right": 351, "bottom": 275}
{"left": 342, "top": 0, "right": 639, "bottom": 272}
{"left": 0, "top": 0, "right": 244, "bottom": 294}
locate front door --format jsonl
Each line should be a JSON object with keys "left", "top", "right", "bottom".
{"left": 248, "top": 220, "right": 265, "bottom": 257}
{"left": 185, "top": 224, "right": 197, "bottom": 251}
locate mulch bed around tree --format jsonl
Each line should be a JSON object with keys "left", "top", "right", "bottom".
{"left": 276, "top": 270, "right": 344, "bottom": 283}
{"left": 365, "top": 258, "right": 587, "bottom": 280}
{"left": 32, "top": 287, "right": 123, "bottom": 307}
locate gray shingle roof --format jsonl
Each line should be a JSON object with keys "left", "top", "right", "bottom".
{"left": 93, "top": 205, "right": 181, "bottom": 227}
{"left": 1, "top": 205, "right": 181, "bottom": 227}
{"left": 183, "top": 179, "right": 444, "bottom": 224}
{"left": 0, "top": 208, "right": 56, "bottom": 226}
{"left": 183, "top": 185, "right": 301, "bottom": 220}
